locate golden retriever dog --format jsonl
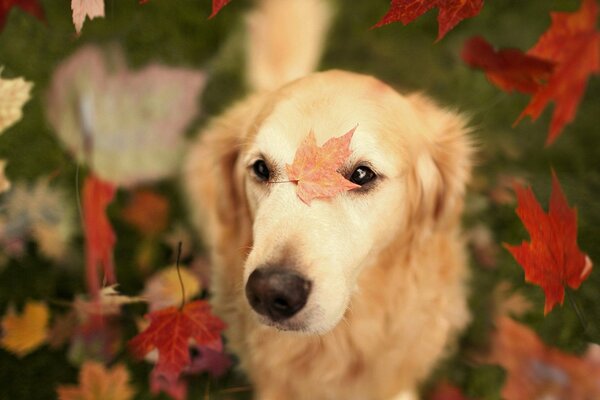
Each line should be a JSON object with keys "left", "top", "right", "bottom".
{"left": 184, "top": 0, "right": 472, "bottom": 399}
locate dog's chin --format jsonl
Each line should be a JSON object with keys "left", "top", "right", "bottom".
{"left": 254, "top": 306, "right": 346, "bottom": 335}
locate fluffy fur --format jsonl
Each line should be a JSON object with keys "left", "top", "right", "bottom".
{"left": 184, "top": 1, "right": 472, "bottom": 399}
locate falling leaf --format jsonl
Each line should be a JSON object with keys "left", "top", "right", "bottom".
{"left": 491, "top": 282, "right": 533, "bottom": 318}
{"left": 488, "top": 317, "right": 600, "bottom": 400}
{"left": 0, "top": 69, "right": 33, "bottom": 134}
{"left": 150, "top": 369, "right": 187, "bottom": 400}
{"left": 0, "top": 0, "right": 44, "bottom": 31}
{"left": 0, "top": 160, "right": 10, "bottom": 193}
{"left": 188, "top": 340, "right": 232, "bottom": 378}
{"left": 518, "top": 0, "right": 599, "bottom": 145}
{"left": 286, "top": 127, "right": 360, "bottom": 205}
{"left": 71, "top": 0, "right": 104, "bottom": 34}
{"left": 0, "top": 178, "right": 74, "bottom": 261}
{"left": 209, "top": 0, "right": 231, "bottom": 18}
{"left": 121, "top": 189, "right": 169, "bottom": 235}
{"left": 462, "top": 36, "right": 555, "bottom": 94}
{"left": 128, "top": 300, "right": 226, "bottom": 383}
{"left": 373, "top": 0, "right": 484, "bottom": 41}
{"left": 74, "top": 285, "right": 145, "bottom": 317}
{"left": 0, "top": 300, "right": 49, "bottom": 357}
{"left": 46, "top": 46, "right": 206, "bottom": 186}
{"left": 143, "top": 266, "right": 202, "bottom": 311}
{"left": 503, "top": 171, "right": 593, "bottom": 314}
{"left": 57, "top": 361, "right": 134, "bottom": 400}
{"left": 83, "top": 174, "right": 117, "bottom": 296}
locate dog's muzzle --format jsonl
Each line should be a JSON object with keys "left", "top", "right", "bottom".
{"left": 245, "top": 267, "right": 312, "bottom": 322}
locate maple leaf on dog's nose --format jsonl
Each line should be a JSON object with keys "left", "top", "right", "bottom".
{"left": 286, "top": 127, "right": 360, "bottom": 205}
{"left": 503, "top": 172, "right": 593, "bottom": 314}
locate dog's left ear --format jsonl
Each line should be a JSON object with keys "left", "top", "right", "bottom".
{"left": 407, "top": 93, "right": 473, "bottom": 230}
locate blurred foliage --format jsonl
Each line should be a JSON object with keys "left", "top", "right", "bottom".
{"left": 0, "top": 0, "right": 598, "bottom": 399}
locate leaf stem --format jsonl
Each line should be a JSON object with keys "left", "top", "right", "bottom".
{"left": 565, "top": 287, "right": 587, "bottom": 334}
{"left": 176, "top": 241, "right": 186, "bottom": 310}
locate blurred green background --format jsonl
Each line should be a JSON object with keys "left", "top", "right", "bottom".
{"left": 0, "top": 0, "right": 598, "bottom": 399}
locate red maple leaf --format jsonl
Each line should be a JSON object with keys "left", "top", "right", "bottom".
{"left": 286, "top": 127, "right": 360, "bottom": 205}
{"left": 0, "top": 0, "right": 45, "bottom": 31}
{"left": 83, "top": 174, "right": 117, "bottom": 296}
{"left": 373, "top": 0, "right": 484, "bottom": 41}
{"left": 488, "top": 317, "right": 600, "bottom": 399}
{"left": 517, "top": 0, "right": 600, "bottom": 145}
{"left": 462, "top": 36, "right": 555, "bottom": 94}
{"left": 128, "top": 300, "right": 226, "bottom": 383}
{"left": 503, "top": 172, "right": 592, "bottom": 314}
{"left": 209, "top": 0, "right": 231, "bottom": 18}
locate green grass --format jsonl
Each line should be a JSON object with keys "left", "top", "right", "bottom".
{"left": 0, "top": 0, "right": 598, "bottom": 399}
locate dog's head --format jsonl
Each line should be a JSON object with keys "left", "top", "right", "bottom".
{"left": 188, "top": 70, "right": 471, "bottom": 334}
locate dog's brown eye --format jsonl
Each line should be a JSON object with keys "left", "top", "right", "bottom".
{"left": 252, "top": 159, "right": 270, "bottom": 181}
{"left": 349, "top": 166, "right": 376, "bottom": 186}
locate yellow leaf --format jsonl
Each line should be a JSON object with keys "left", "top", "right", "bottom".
{"left": 143, "top": 266, "right": 201, "bottom": 311}
{"left": 0, "top": 70, "right": 33, "bottom": 134}
{"left": 1, "top": 301, "right": 49, "bottom": 357}
{"left": 57, "top": 361, "right": 134, "bottom": 400}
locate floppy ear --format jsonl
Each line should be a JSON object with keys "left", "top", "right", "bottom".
{"left": 183, "top": 95, "right": 265, "bottom": 268}
{"left": 407, "top": 93, "right": 473, "bottom": 230}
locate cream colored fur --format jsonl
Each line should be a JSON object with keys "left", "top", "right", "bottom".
{"left": 184, "top": 1, "right": 472, "bottom": 399}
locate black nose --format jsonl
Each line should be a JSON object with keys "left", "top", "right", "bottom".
{"left": 245, "top": 267, "right": 311, "bottom": 321}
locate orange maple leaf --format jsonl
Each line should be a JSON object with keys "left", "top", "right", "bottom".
{"left": 286, "top": 127, "right": 359, "bottom": 205}
{"left": 462, "top": 36, "right": 555, "bottom": 94}
{"left": 57, "top": 361, "right": 134, "bottom": 400}
{"left": 488, "top": 317, "right": 600, "bottom": 400}
{"left": 503, "top": 172, "right": 592, "bottom": 314}
{"left": 373, "top": 0, "right": 484, "bottom": 41}
{"left": 128, "top": 300, "right": 226, "bottom": 383}
{"left": 517, "top": 0, "right": 600, "bottom": 145}
{"left": 209, "top": 0, "right": 231, "bottom": 18}
{"left": 121, "top": 189, "right": 169, "bottom": 235}
{"left": 83, "top": 174, "right": 117, "bottom": 296}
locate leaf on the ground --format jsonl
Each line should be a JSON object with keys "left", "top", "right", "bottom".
{"left": 488, "top": 174, "right": 527, "bottom": 206}
{"left": 46, "top": 46, "right": 206, "bottom": 186}
{"left": 0, "top": 0, "right": 44, "bottom": 31}
{"left": 503, "top": 171, "right": 592, "bottom": 314}
{"left": 0, "top": 160, "right": 10, "bottom": 193}
{"left": 373, "top": 0, "right": 484, "bottom": 41}
{"left": 57, "top": 361, "right": 134, "bottom": 400}
{"left": 0, "top": 69, "right": 33, "bottom": 134}
{"left": 466, "top": 223, "right": 499, "bottom": 268}
{"left": 0, "top": 178, "right": 74, "bottom": 261}
{"left": 143, "top": 266, "right": 202, "bottom": 311}
{"left": 121, "top": 189, "right": 169, "bottom": 235}
{"left": 0, "top": 301, "right": 49, "bottom": 357}
{"left": 286, "top": 127, "right": 359, "bottom": 205}
{"left": 48, "top": 310, "right": 78, "bottom": 349}
{"left": 83, "top": 174, "right": 117, "bottom": 296}
{"left": 428, "top": 380, "right": 471, "bottom": 400}
{"left": 210, "top": 0, "right": 231, "bottom": 18}
{"left": 488, "top": 317, "right": 600, "bottom": 399}
{"left": 462, "top": 36, "right": 554, "bottom": 93}
{"left": 150, "top": 368, "right": 187, "bottom": 400}
{"left": 518, "top": 0, "right": 599, "bottom": 145}
{"left": 491, "top": 282, "right": 533, "bottom": 318}
{"left": 68, "top": 315, "right": 121, "bottom": 365}
{"left": 128, "top": 300, "right": 226, "bottom": 384}
{"left": 71, "top": 0, "right": 104, "bottom": 34}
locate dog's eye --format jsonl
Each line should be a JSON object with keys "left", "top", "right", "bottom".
{"left": 349, "top": 166, "right": 376, "bottom": 186}
{"left": 252, "top": 159, "right": 270, "bottom": 181}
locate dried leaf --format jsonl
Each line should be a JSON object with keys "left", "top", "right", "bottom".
{"left": 0, "top": 69, "right": 33, "bottom": 134}
{"left": 0, "top": 300, "right": 49, "bottom": 357}
{"left": 71, "top": 0, "right": 105, "bottom": 35}
{"left": 0, "top": 178, "right": 74, "bottom": 261}
{"left": 491, "top": 282, "right": 533, "bottom": 318}
{"left": 503, "top": 171, "right": 592, "bottom": 314}
{"left": 286, "top": 127, "right": 359, "bottom": 204}
{"left": 57, "top": 361, "right": 134, "bottom": 400}
{"left": 143, "top": 266, "right": 202, "bottom": 312}
{"left": 0, "top": 0, "right": 44, "bottom": 31}
{"left": 518, "top": 0, "right": 600, "bottom": 144}
{"left": 462, "top": 36, "right": 555, "bottom": 94}
{"left": 121, "top": 189, "right": 169, "bottom": 235}
{"left": 128, "top": 300, "right": 226, "bottom": 383}
{"left": 83, "top": 174, "right": 117, "bottom": 295}
{"left": 46, "top": 46, "right": 206, "bottom": 186}
{"left": 74, "top": 285, "right": 145, "bottom": 317}
{"left": 374, "top": 0, "right": 484, "bottom": 41}
{"left": 488, "top": 317, "right": 600, "bottom": 400}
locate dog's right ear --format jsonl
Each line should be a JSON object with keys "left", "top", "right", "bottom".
{"left": 183, "top": 95, "right": 265, "bottom": 264}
